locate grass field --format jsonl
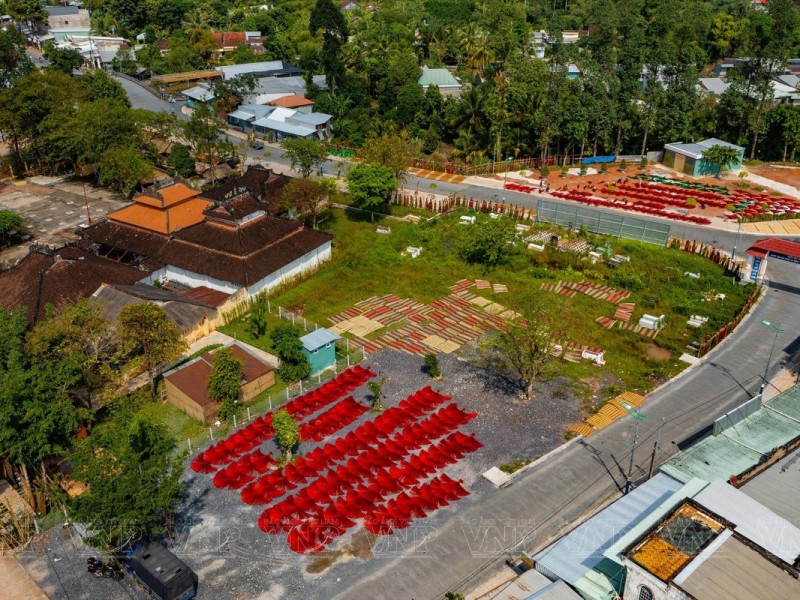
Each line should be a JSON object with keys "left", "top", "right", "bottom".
{"left": 233, "top": 207, "right": 754, "bottom": 401}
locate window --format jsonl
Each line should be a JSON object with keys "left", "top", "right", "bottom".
{"left": 637, "top": 586, "right": 654, "bottom": 600}
{"left": 325, "top": 343, "right": 331, "bottom": 349}
{"left": 313, "top": 349, "right": 318, "bottom": 354}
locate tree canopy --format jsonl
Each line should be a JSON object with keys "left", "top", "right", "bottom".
{"left": 281, "top": 137, "right": 328, "bottom": 178}
{"left": 346, "top": 164, "right": 397, "bottom": 211}
{"left": 207, "top": 348, "right": 243, "bottom": 421}
{"left": 269, "top": 325, "right": 312, "bottom": 383}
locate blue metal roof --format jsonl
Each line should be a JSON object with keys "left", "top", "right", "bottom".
{"left": 533, "top": 473, "right": 682, "bottom": 586}
{"left": 300, "top": 328, "right": 341, "bottom": 351}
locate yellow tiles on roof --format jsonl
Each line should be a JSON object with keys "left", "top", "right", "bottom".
{"left": 631, "top": 537, "right": 691, "bottom": 581}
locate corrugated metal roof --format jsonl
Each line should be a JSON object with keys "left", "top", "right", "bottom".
{"left": 661, "top": 388, "right": 800, "bottom": 484}
{"left": 533, "top": 473, "right": 682, "bottom": 586}
{"left": 740, "top": 448, "right": 800, "bottom": 523}
{"left": 698, "top": 77, "right": 730, "bottom": 96}
{"left": 292, "top": 112, "right": 332, "bottom": 126}
{"left": 300, "top": 328, "right": 341, "bottom": 351}
{"left": 694, "top": 479, "right": 800, "bottom": 563}
{"left": 418, "top": 66, "right": 461, "bottom": 88}
{"left": 678, "top": 536, "right": 800, "bottom": 600}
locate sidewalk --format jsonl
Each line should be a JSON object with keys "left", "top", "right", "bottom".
{"left": 0, "top": 556, "right": 48, "bottom": 600}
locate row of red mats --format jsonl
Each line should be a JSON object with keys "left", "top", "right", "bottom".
{"left": 190, "top": 366, "right": 375, "bottom": 473}
{"left": 240, "top": 408, "right": 479, "bottom": 503}
{"left": 284, "top": 365, "right": 375, "bottom": 420}
{"left": 552, "top": 192, "right": 711, "bottom": 225}
{"left": 212, "top": 450, "right": 275, "bottom": 489}
{"left": 364, "top": 474, "right": 469, "bottom": 536}
{"left": 287, "top": 475, "right": 469, "bottom": 554}
{"left": 299, "top": 396, "right": 369, "bottom": 443}
{"left": 235, "top": 400, "right": 472, "bottom": 497}
{"left": 605, "top": 187, "right": 727, "bottom": 209}
{"left": 255, "top": 431, "right": 482, "bottom": 529}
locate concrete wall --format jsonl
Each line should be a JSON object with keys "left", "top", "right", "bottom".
{"left": 622, "top": 559, "right": 688, "bottom": 600}
{"left": 165, "top": 379, "right": 218, "bottom": 422}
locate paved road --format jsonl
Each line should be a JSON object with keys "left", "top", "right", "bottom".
{"left": 116, "top": 76, "right": 799, "bottom": 253}
{"left": 329, "top": 258, "right": 800, "bottom": 600}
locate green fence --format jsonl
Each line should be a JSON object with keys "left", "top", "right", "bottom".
{"left": 536, "top": 199, "right": 671, "bottom": 246}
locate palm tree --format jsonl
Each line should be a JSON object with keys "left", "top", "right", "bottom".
{"left": 452, "top": 85, "right": 486, "bottom": 134}
{"left": 467, "top": 36, "right": 493, "bottom": 72}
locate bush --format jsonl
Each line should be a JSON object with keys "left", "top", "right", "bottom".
{"left": 539, "top": 165, "right": 550, "bottom": 178}
{"left": 609, "top": 268, "right": 646, "bottom": 291}
{"left": 685, "top": 198, "right": 697, "bottom": 208}
{"left": 270, "top": 325, "right": 312, "bottom": 383}
{"left": 424, "top": 353, "right": 441, "bottom": 378}
{"left": 619, "top": 159, "right": 628, "bottom": 171}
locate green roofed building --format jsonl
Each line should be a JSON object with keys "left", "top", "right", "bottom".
{"left": 418, "top": 66, "right": 462, "bottom": 96}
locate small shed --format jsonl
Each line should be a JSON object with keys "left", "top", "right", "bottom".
{"left": 662, "top": 138, "right": 744, "bottom": 176}
{"left": 124, "top": 541, "right": 197, "bottom": 600}
{"left": 300, "top": 328, "right": 341, "bottom": 374}
{"left": 163, "top": 342, "right": 276, "bottom": 422}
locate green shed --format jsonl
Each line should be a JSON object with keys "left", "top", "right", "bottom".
{"left": 300, "top": 328, "right": 341, "bottom": 374}
{"left": 662, "top": 138, "right": 744, "bottom": 177}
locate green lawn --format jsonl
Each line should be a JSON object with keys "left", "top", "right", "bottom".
{"left": 255, "top": 208, "right": 752, "bottom": 398}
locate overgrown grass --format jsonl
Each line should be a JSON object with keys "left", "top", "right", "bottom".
{"left": 229, "top": 208, "right": 753, "bottom": 398}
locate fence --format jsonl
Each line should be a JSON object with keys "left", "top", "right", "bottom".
{"left": 697, "top": 284, "right": 762, "bottom": 356}
{"left": 392, "top": 191, "right": 539, "bottom": 221}
{"left": 411, "top": 155, "right": 584, "bottom": 176}
{"left": 536, "top": 199, "right": 671, "bottom": 245}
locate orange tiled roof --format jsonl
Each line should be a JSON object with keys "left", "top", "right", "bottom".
{"left": 213, "top": 32, "right": 246, "bottom": 48}
{"left": 134, "top": 183, "right": 201, "bottom": 208}
{"left": 268, "top": 94, "right": 315, "bottom": 108}
{"left": 108, "top": 198, "right": 213, "bottom": 234}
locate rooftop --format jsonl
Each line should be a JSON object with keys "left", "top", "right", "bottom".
{"left": 215, "top": 61, "right": 301, "bottom": 79}
{"left": 534, "top": 473, "right": 681, "bottom": 587}
{"left": 678, "top": 536, "right": 800, "bottom": 600}
{"left": 300, "top": 328, "right": 341, "bottom": 351}
{"left": 108, "top": 195, "right": 213, "bottom": 234}
{"left": 739, "top": 448, "right": 800, "bottom": 523}
{"left": 747, "top": 238, "right": 800, "bottom": 260}
{"left": 660, "top": 387, "right": 800, "bottom": 484}
{"left": 134, "top": 183, "right": 200, "bottom": 208}
{"left": 268, "top": 94, "right": 315, "bottom": 108}
{"left": 418, "top": 65, "right": 461, "bottom": 88}
{"left": 490, "top": 569, "right": 581, "bottom": 600}
{"left": 164, "top": 342, "right": 274, "bottom": 407}
{"left": 0, "top": 245, "right": 150, "bottom": 323}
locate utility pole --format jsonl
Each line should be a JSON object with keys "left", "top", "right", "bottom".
{"left": 759, "top": 320, "right": 784, "bottom": 397}
{"left": 620, "top": 401, "right": 648, "bottom": 494}
{"left": 648, "top": 418, "right": 665, "bottom": 478}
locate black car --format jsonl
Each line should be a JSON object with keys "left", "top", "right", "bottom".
{"left": 223, "top": 156, "right": 241, "bottom": 167}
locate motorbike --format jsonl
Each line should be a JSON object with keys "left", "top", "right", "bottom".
{"left": 86, "top": 557, "right": 123, "bottom": 580}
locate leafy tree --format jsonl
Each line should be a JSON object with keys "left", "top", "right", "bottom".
{"left": 210, "top": 74, "right": 257, "bottom": 114}
{"left": 480, "top": 305, "right": 559, "bottom": 402}
{"left": 702, "top": 144, "right": 741, "bottom": 176}
{"left": 269, "top": 325, "right": 311, "bottom": 383}
{"left": 366, "top": 377, "right": 386, "bottom": 412}
{"left": 5, "top": 0, "right": 45, "bottom": 26}
{"left": 230, "top": 44, "right": 260, "bottom": 65}
{"left": 25, "top": 300, "right": 114, "bottom": 413}
{"left": 208, "top": 348, "right": 243, "bottom": 421}
{"left": 98, "top": 146, "right": 154, "bottom": 197}
{"left": 280, "top": 177, "right": 331, "bottom": 229}
{"left": 80, "top": 70, "right": 131, "bottom": 107}
{"left": 111, "top": 48, "right": 137, "bottom": 75}
{"left": 457, "top": 217, "right": 516, "bottom": 269}
{"left": 182, "top": 103, "right": 234, "bottom": 166}
{"left": 0, "top": 27, "right": 33, "bottom": 87}
{"left": 43, "top": 44, "right": 84, "bottom": 75}
{"left": 281, "top": 137, "right": 328, "bottom": 178}
{"left": 360, "top": 133, "right": 415, "bottom": 183}
{"left": 346, "top": 164, "right": 397, "bottom": 211}
{"left": 167, "top": 144, "right": 196, "bottom": 177}
{"left": 0, "top": 210, "right": 24, "bottom": 245}
{"left": 272, "top": 408, "right": 299, "bottom": 458}
{"left": 70, "top": 406, "right": 183, "bottom": 549}
{"left": 117, "top": 303, "right": 186, "bottom": 396}
{"left": 309, "top": 0, "right": 348, "bottom": 90}
{"left": 424, "top": 353, "right": 441, "bottom": 379}
{"left": 248, "top": 297, "right": 269, "bottom": 339}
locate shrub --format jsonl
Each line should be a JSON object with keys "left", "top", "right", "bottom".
{"left": 424, "top": 353, "right": 441, "bottom": 378}
{"left": 539, "top": 165, "right": 550, "bottom": 178}
{"left": 685, "top": 198, "right": 697, "bottom": 208}
{"left": 619, "top": 159, "right": 628, "bottom": 171}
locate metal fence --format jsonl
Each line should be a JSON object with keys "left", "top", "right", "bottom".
{"left": 536, "top": 199, "right": 671, "bottom": 246}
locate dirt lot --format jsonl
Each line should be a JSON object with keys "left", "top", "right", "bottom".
{"left": 747, "top": 164, "right": 800, "bottom": 189}
{"left": 0, "top": 178, "right": 125, "bottom": 266}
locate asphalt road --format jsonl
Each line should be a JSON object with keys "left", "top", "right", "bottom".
{"left": 330, "top": 258, "right": 800, "bottom": 600}
{"left": 115, "top": 75, "right": 799, "bottom": 252}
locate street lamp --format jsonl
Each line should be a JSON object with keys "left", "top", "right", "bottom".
{"left": 620, "top": 401, "right": 648, "bottom": 494}
{"left": 759, "top": 320, "right": 784, "bottom": 397}
{"left": 501, "top": 156, "right": 512, "bottom": 204}
{"left": 731, "top": 214, "right": 742, "bottom": 262}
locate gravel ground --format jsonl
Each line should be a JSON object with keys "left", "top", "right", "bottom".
{"left": 19, "top": 350, "right": 582, "bottom": 600}
{"left": 164, "top": 350, "right": 582, "bottom": 600}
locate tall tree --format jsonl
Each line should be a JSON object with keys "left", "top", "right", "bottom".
{"left": 280, "top": 177, "right": 332, "bottom": 229}
{"left": 80, "top": 70, "right": 131, "bottom": 107}
{"left": 480, "top": 305, "right": 560, "bottom": 402}
{"left": 702, "top": 144, "right": 740, "bottom": 176}
{"left": 272, "top": 408, "right": 299, "bottom": 459}
{"left": 70, "top": 408, "right": 183, "bottom": 549}
{"left": 360, "top": 133, "right": 416, "bottom": 184}
{"left": 117, "top": 304, "right": 186, "bottom": 396}
{"left": 43, "top": 44, "right": 84, "bottom": 75}
{"left": 269, "top": 325, "right": 311, "bottom": 383}
{"left": 207, "top": 348, "right": 243, "bottom": 421}
{"left": 0, "top": 27, "right": 32, "bottom": 87}
{"left": 98, "top": 146, "right": 154, "bottom": 197}
{"left": 281, "top": 137, "right": 328, "bottom": 178}
{"left": 182, "top": 103, "right": 234, "bottom": 165}
{"left": 309, "top": 0, "right": 349, "bottom": 91}
{"left": 346, "top": 164, "right": 398, "bottom": 211}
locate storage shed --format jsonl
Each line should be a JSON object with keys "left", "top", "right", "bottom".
{"left": 124, "top": 541, "right": 197, "bottom": 600}
{"left": 163, "top": 342, "right": 276, "bottom": 422}
{"left": 300, "top": 328, "right": 341, "bottom": 374}
{"left": 662, "top": 138, "right": 744, "bottom": 176}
